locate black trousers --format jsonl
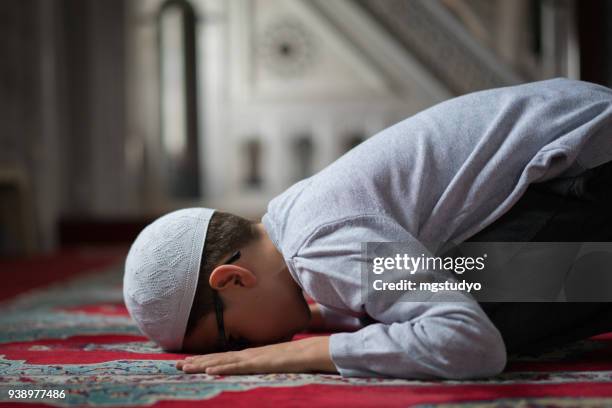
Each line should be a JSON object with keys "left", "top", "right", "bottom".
{"left": 467, "top": 160, "right": 612, "bottom": 354}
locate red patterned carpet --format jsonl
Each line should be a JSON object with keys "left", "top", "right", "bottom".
{"left": 2, "top": 249, "right": 612, "bottom": 407}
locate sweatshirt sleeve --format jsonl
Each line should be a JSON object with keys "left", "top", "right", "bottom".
{"left": 328, "top": 298, "right": 507, "bottom": 379}
{"left": 291, "top": 214, "right": 507, "bottom": 380}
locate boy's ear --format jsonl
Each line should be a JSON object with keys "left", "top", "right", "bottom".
{"left": 209, "top": 264, "right": 257, "bottom": 290}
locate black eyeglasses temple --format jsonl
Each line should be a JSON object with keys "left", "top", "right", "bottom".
{"left": 212, "top": 250, "right": 241, "bottom": 351}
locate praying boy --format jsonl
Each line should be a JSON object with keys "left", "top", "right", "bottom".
{"left": 124, "top": 78, "right": 612, "bottom": 379}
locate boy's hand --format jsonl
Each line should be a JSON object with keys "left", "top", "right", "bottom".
{"left": 175, "top": 336, "right": 337, "bottom": 375}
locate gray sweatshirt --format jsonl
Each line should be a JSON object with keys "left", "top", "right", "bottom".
{"left": 261, "top": 78, "right": 612, "bottom": 379}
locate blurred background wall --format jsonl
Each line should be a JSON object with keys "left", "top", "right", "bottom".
{"left": 0, "top": 0, "right": 611, "bottom": 256}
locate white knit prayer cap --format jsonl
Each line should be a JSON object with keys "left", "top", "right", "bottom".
{"left": 123, "top": 207, "right": 215, "bottom": 351}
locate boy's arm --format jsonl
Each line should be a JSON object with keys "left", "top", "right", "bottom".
{"left": 328, "top": 298, "right": 507, "bottom": 379}
{"left": 176, "top": 299, "right": 505, "bottom": 378}
{"left": 176, "top": 336, "right": 337, "bottom": 375}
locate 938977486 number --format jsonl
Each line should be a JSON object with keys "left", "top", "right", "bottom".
{"left": 8, "top": 389, "right": 66, "bottom": 399}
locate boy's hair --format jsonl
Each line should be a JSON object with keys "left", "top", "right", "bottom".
{"left": 184, "top": 211, "right": 259, "bottom": 337}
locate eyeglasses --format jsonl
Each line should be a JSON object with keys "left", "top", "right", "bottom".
{"left": 212, "top": 250, "right": 241, "bottom": 352}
